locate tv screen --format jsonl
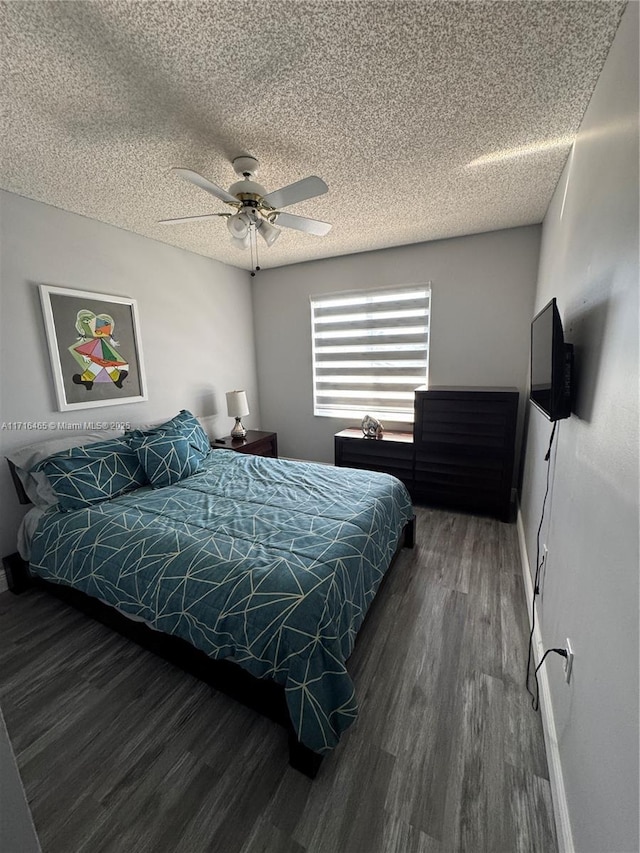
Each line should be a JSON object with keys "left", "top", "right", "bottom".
{"left": 530, "top": 298, "right": 573, "bottom": 421}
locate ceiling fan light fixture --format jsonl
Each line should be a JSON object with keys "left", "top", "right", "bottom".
{"left": 230, "top": 234, "right": 250, "bottom": 250}
{"left": 258, "top": 218, "right": 281, "bottom": 247}
{"left": 227, "top": 211, "right": 251, "bottom": 239}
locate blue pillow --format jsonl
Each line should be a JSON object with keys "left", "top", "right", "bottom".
{"left": 129, "top": 430, "right": 203, "bottom": 488}
{"left": 128, "top": 410, "right": 210, "bottom": 457}
{"left": 34, "top": 437, "right": 147, "bottom": 512}
{"left": 168, "top": 410, "right": 211, "bottom": 456}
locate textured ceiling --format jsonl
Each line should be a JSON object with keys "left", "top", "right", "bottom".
{"left": 0, "top": 1, "right": 626, "bottom": 270}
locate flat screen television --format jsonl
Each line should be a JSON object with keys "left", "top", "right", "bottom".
{"left": 530, "top": 298, "right": 573, "bottom": 421}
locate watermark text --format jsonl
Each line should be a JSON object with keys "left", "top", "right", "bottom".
{"left": 1, "top": 421, "right": 131, "bottom": 431}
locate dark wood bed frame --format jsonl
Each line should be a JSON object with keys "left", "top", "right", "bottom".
{"left": 3, "top": 510, "right": 415, "bottom": 779}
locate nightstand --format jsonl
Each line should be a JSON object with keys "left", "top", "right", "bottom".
{"left": 211, "top": 430, "right": 278, "bottom": 458}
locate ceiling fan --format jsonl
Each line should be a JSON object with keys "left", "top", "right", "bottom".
{"left": 160, "top": 156, "right": 331, "bottom": 255}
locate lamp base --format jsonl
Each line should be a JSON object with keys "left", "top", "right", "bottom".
{"left": 231, "top": 418, "right": 247, "bottom": 439}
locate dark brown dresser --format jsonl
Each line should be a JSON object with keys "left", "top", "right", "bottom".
{"left": 334, "top": 429, "right": 414, "bottom": 494}
{"left": 413, "top": 386, "right": 518, "bottom": 521}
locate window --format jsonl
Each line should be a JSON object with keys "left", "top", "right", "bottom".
{"left": 310, "top": 283, "right": 431, "bottom": 423}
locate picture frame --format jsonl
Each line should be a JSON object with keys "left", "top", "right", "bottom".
{"left": 39, "top": 284, "right": 148, "bottom": 412}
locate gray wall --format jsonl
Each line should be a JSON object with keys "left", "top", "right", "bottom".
{"left": 519, "top": 4, "right": 639, "bottom": 851}
{"left": 0, "top": 191, "right": 259, "bottom": 558}
{"left": 0, "top": 705, "right": 41, "bottom": 852}
{"left": 253, "top": 225, "right": 540, "bottom": 463}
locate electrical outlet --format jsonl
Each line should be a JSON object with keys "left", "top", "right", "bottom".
{"left": 564, "top": 638, "right": 574, "bottom": 684}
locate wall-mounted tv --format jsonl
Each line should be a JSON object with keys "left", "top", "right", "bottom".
{"left": 530, "top": 297, "right": 573, "bottom": 421}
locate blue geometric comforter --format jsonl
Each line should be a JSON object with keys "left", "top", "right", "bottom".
{"left": 29, "top": 450, "right": 414, "bottom": 753}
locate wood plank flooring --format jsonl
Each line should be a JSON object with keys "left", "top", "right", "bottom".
{"left": 0, "top": 506, "right": 557, "bottom": 853}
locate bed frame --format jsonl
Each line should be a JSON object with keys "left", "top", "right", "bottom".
{"left": 3, "top": 516, "right": 415, "bottom": 779}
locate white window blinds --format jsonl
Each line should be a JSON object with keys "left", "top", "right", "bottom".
{"left": 310, "top": 284, "right": 431, "bottom": 422}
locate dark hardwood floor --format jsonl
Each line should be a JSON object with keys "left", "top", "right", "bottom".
{"left": 0, "top": 506, "right": 557, "bottom": 853}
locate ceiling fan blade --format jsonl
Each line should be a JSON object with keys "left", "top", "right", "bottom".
{"left": 262, "top": 176, "right": 328, "bottom": 209}
{"left": 274, "top": 211, "right": 331, "bottom": 236}
{"left": 158, "top": 213, "right": 229, "bottom": 224}
{"left": 171, "top": 168, "right": 239, "bottom": 204}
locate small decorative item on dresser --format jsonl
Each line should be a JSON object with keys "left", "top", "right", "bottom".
{"left": 226, "top": 390, "right": 249, "bottom": 439}
{"left": 361, "top": 414, "right": 384, "bottom": 438}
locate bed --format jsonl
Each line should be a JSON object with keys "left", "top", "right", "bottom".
{"left": 5, "top": 413, "right": 415, "bottom": 777}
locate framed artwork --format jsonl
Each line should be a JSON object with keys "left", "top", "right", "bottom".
{"left": 39, "top": 284, "right": 148, "bottom": 412}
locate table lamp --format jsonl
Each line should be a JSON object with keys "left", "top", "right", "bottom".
{"left": 226, "top": 390, "right": 249, "bottom": 439}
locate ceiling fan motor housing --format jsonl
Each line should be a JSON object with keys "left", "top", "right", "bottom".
{"left": 228, "top": 179, "right": 267, "bottom": 201}
{"left": 232, "top": 156, "right": 259, "bottom": 178}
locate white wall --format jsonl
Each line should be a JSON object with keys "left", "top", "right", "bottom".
{"left": 519, "top": 4, "right": 639, "bottom": 851}
{"left": 0, "top": 191, "right": 259, "bottom": 558}
{"left": 253, "top": 225, "right": 540, "bottom": 463}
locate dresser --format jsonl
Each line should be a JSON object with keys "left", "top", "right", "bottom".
{"left": 413, "top": 387, "right": 518, "bottom": 521}
{"left": 334, "top": 387, "right": 519, "bottom": 521}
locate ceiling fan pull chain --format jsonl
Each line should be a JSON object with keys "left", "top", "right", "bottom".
{"left": 250, "top": 225, "right": 261, "bottom": 276}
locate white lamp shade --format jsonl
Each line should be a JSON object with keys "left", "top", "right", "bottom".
{"left": 230, "top": 234, "right": 250, "bottom": 250}
{"left": 226, "top": 390, "right": 250, "bottom": 418}
{"left": 258, "top": 218, "right": 281, "bottom": 247}
{"left": 227, "top": 212, "right": 251, "bottom": 239}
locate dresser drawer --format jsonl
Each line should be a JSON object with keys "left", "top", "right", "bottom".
{"left": 233, "top": 436, "right": 277, "bottom": 457}
{"left": 412, "top": 480, "right": 505, "bottom": 515}
{"left": 415, "top": 398, "right": 516, "bottom": 451}
{"left": 211, "top": 431, "right": 278, "bottom": 458}
{"left": 334, "top": 430, "right": 414, "bottom": 491}
{"left": 414, "top": 450, "right": 506, "bottom": 490}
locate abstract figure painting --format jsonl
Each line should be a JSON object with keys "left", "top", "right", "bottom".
{"left": 39, "top": 285, "right": 148, "bottom": 411}
{"left": 69, "top": 310, "right": 130, "bottom": 390}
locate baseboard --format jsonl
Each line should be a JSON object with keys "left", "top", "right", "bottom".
{"left": 516, "top": 505, "right": 574, "bottom": 853}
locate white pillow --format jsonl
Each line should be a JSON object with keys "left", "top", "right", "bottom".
{"left": 6, "top": 429, "right": 125, "bottom": 507}
{"left": 17, "top": 506, "right": 47, "bottom": 561}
